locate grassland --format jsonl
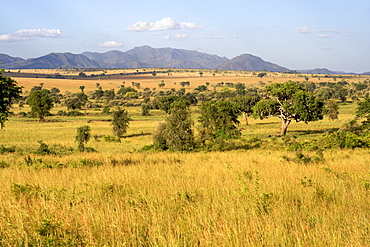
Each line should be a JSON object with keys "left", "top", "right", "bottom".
{"left": 0, "top": 70, "right": 369, "bottom": 246}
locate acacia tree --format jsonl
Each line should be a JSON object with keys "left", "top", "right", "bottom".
{"left": 231, "top": 95, "right": 260, "bottom": 125}
{"left": 27, "top": 89, "right": 54, "bottom": 122}
{"left": 253, "top": 81, "right": 324, "bottom": 135}
{"left": 0, "top": 69, "right": 22, "bottom": 128}
{"left": 112, "top": 108, "right": 131, "bottom": 138}
{"left": 198, "top": 100, "right": 241, "bottom": 141}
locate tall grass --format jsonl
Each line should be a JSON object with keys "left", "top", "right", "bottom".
{"left": 0, "top": 73, "right": 369, "bottom": 245}
{"left": 0, "top": 150, "right": 369, "bottom": 245}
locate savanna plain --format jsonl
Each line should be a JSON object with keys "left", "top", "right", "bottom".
{"left": 0, "top": 69, "right": 369, "bottom": 246}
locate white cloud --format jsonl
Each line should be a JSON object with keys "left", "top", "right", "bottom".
{"left": 0, "top": 28, "right": 62, "bottom": 42}
{"left": 99, "top": 41, "right": 123, "bottom": 47}
{"left": 317, "top": 34, "right": 330, "bottom": 38}
{"left": 317, "top": 29, "right": 345, "bottom": 33}
{"left": 0, "top": 34, "right": 29, "bottom": 41}
{"left": 127, "top": 17, "right": 204, "bottom": 31}
{"left": 164, "top": 35, "right": 171, "bottom": 40}
{"left": 233, "top": 34, "right": 239, "bottom": 39}
{"left": 296, "top": 27, "right": 311, "bottom": 33}
{"left": 15, "top": 29, "right": 62, "bottom": 37}
{"left": 179, "top": 22, "right": 201, "bottom": 29}
{"left": 175, "top": 34, "right": 187, "bottom": 39}
{"left": 321, "top": 46, "right": 332, "bottom": 50}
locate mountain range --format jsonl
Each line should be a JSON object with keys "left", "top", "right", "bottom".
{"left": 0, "top": 45, "right": 365, "bottom": 74}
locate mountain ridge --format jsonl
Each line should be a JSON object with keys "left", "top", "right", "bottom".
{"left": 0, "top": 46, "right": 364, "bottom": 74}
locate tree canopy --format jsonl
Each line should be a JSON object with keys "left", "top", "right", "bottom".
{"left": 0, "top": 69, "right": 22, "bottom": 128}
{"left": 253, "top": 81, "right": 324, "bottom": 135}
{"left": 198, "top": 100, "right": 241, "bottom": 140}
{"left": 154, "top": 99, "right": 195, "bottom": 151}
{"left": 231, "top": 95, "right": 260, "bottom": 125}
{"left": 356, "top": 97, "right": 370, "bottom": 127}
{"left": 112, "top": 108, "right": 132, "bottom": 138}
{"left": 27, "top": 89, "right": 54, "bottom": 122}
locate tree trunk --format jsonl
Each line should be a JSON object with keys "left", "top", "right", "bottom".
{"left": 243, "top": 112, "right": 249, "bottom": 125}
{"left": 280, "top": 119, "right": 291, "bottom": 135}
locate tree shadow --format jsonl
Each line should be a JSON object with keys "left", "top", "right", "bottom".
{"left": 291, "top": 128, "right": 340, "bottom": 136}
{"left": 124, "top": 132, "right": 152, "bottom": 138}
{"left": 254, "top": 122, "right": 277, "bottom": 126}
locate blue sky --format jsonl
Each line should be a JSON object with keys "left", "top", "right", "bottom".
{"left": 1, "top": 0, "right": 369, "bottom": 73}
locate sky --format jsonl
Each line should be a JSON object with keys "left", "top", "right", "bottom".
{"left": 1, "top": 0, "right": 369, "bottom": 73}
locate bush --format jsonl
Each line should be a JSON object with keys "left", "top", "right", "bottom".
{"left": 141, "top": 103, "right": 151, "bottom": 116}
{"left": 288, "top": 131, "right": 368, "bottom": 151}
{"left": 102, "top": 135, "right": 121, "bottom": 142}
{"left": 76, "top": 125, "right": 91, "bottom": 151}
{"left": 153, "top": 100, "right": 195, "bottom": 151}
{"left": 0, "top": 161, "right": 9, "bottom": 168}
{"left": 68, "top": 110, "right": 84, "bottom": 116}
{"left": 35, "top": 140, "right": 53, "bottom": 155}
{"left": 57, "top": 110, "right": 84, "bottom": 116}
{"left": 153, "top": 122, "right": 169, "bottom": 150}
{"left": 0, "top": 145, "right": 16, "bottom": 154}
{"left": 102, "top": 106, "right": 110, "bottom": 114}
{"left": 19, "top": 111, "right": 37, "bottom": 118}
{"left": 319, "top": 131, "right": 366, "bottom": 149}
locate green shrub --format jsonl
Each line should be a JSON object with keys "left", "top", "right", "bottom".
{"left": 57, "top": 110, "right": 84, "bottom": 116}
{"left": 68, "top": 110, "right": 84, "bottom": 116}
{"left": 76, "top": 125, "right": 91, "bottom": 151}
{"left": 35, "top": 140, "right": 53, "bottom": 155}
{"left": 320, "top": 131, "right": 366, "bottom": 149}
{"left": 0, "top": 161, "right": 9, "bottom": 168}
{"left": 102, "top": 106, "right": 110, "bottom": 114}
{"left": 0, "top": 145, "right": 16, "bottom": 154}
{"left": 103, "top": 135, "right": 121, "bottom": 142}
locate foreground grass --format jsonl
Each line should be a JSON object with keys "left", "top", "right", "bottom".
{"left": 0, "top": 102, "right": 369, "bottom": 245}
{"left": 0, "top": 150, "right": 369, "bottom": 246}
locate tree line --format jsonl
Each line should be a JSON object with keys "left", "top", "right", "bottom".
{"left": 1, "top": 68, "right": 370, "bottom": 152}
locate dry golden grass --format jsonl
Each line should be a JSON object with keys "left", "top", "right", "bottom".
{"left": 0, "top": 70, "right": 369, "bottom": 245}
{"left": 0, "top": 149, "right": 369, "bottom": 246}
{"left": 12, "top": 68, "right": 370, "bottom": 93}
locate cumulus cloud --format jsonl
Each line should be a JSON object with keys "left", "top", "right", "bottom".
{"left": 317, "top": 34, "right": 330, "bottom": 38}
{"left": 15, "top": 29, "right": 62, "bottom": 37}
{"left": 99, "top": 41, "right": 123, "bottom": 47}
{"left": 0, "top": 34, "right": 28, "bottom": 42}
{"left": 127, "top": 17, "right": 204, "bottom": 31}
{"left": 0, "top": 28, "right": 62, "bottom": 41}
{"left": 175, "top": 34, "right": 187, "bottom": 39}
{"left": 296, "top": 27, "right": 311, "bottom": 33}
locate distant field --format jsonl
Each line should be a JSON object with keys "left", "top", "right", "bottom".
{"left": 0, "top": 69, "right": 369, "bottom": 246}
{"left": 9, "top": 68, "right": 368, "bottom": 93}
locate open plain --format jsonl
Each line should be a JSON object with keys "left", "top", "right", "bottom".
{"left": 0, "top": 69, "right": 369, "bottom": 246}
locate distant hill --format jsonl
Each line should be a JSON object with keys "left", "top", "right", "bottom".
{"left": 0, "top": 46, "right": 365, "bottom": 74}
{"left": 0, "top": 54, "right": 24, "bottom": 65}
{"left": 82, "top": 46, "right": 229, "bottom": 69}
{"left": 1, "top": 53, "right": 102, "bottom": 69}
{"left": 297, "top": 68, "right": 356, "bottom": 75}
{"left": 216, "top": 54, "right": 288, "bottom": 72}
